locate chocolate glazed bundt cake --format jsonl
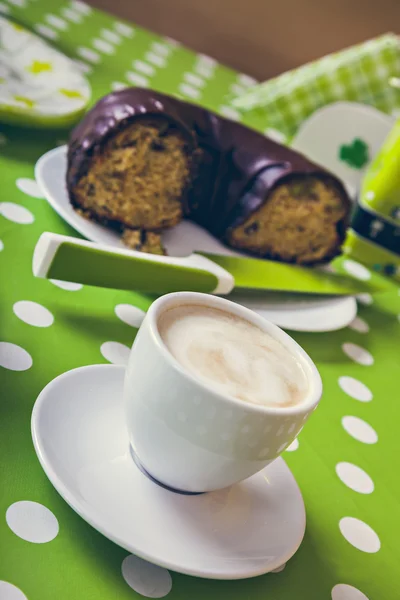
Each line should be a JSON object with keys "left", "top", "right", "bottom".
{"left": 67, "top": 88, "right": 351, "bottom": 264}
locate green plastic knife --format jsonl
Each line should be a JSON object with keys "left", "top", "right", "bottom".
{"left": 33, "top": 232, "right": 387, "bottom": 296}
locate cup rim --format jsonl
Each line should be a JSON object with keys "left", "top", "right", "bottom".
{"left": 145, "top": 291, "right": 323, "bottom": 416}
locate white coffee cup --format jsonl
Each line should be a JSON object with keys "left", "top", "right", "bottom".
{"left": 124, "top": 292, "right": 322, "bottom": 493}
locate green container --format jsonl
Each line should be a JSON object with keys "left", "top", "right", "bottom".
{"left": 344, "top": 119, "right": 400, "bottom": 280}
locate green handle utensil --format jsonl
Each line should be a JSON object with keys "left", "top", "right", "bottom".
{"left": 33, "top": 232, "right": 386, "bottom": 296}
{"left": 33, "top": 233, "right": 234, "bottom": 295}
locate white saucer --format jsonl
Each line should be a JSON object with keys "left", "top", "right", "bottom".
{"left": 35, "top": 145, "right": 357, "bottom": 333}
{"left": 32, "top": 364, "right": 306, "bottom": 580}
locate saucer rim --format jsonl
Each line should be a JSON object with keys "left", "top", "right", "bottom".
{"left": 31, "top": 363, "right": 306, "bottom": 580}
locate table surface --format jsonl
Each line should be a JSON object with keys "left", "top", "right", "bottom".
{"left": 1, "top": 2, "right": 400, "bottom": 600}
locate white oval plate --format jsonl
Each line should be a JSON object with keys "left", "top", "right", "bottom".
{"left": 35, "top": 145, "right": 357, "bottom": 332}
{"left": 32, "top": 364, "right": 306, "bottom": 580}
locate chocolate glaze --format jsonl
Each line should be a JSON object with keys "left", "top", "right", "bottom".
{"left": 67, "top": 88, "right": 351, "bottom": 261}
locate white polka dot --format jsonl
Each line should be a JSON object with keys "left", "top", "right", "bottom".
{"left": 133, "top": 60, "right": 155, "bottom": 76}
{"left": 114, "top": 22, "right": 135, "bottom": 37}
{"left": 115, "top": 304, "right": 145, "bottom": 328}
{"left": 271, "top": 563, "right": 286, "bottom": 573}
{"left": 230, "top": 83, "right": 246, "bottom": 95}
{"left": 151, "top": 42, "right": 172, "bottom": 56}
{"left": 0, "top": 581, "right": 27, "bottom": 600}
{"left": 336, "top": 462, "right": 374, "bottom": 494}
{"left": 93, "top": 38, "right": 115, "bottom": 54}
{"left": 122, "top": 554, "right": 172, "bottom": 598}
{"left": 332, "top": 583, "right": 369, "bottom": 600}
{"left": 13, "top": 301, "right": 54, "bottom": 328}
{"left": 50, "top": 279, "right": 83, "bottom": 291}
{"left": 276, "top": 442, "right": 288, "bottom": 454}
{"left": 339, "top": 517, "right": 380, "bottom": 553}
{"left": 241, "top": 425, "right": 250, "bottom": 434}
{"left": 146, "top": 52, "right": 167, "bottom": 68}
{"left": 342, "top": 416, "right": 378, "bottom": 444}
{"left": 45, "top": 14, "right": 68, "bottom": 30}
{"left": 195, "top": 64, "right": 214, "bottom": 78}
{"left": 177, "top": 411, "right": 187, "bottom": 422}
{"left": 356, "top": 293, "right": 373, "bottom": 306}
{"left": 342, "top": 343, "right": 374, "bottom": 366}
{"left": 343, "top": 260, "right": 371, "bottom": 281}
{"left": 101, "top": 28, "right": 121, "bottom": 44}
{"left": 0, "top": 342, "right": 32, "bottom": 371}
{"left": 276, "top": 425, "right": 285, "bottom": 436}
{"left": 111, "top": 81, "right": 127, "bottom": 91}
{"left": 71, "top": 0, "right": 91, "bottom": 14}
{"left": 34, "top": 24, "right": 58, "bottom": 40}
{"left": 183, "top": 72, "right": 205, "bottom": 87}
{"left": 338, "top": 376, "right": 372, "bottom": 402}
{"left": 6, "top": 501, "right": 59, "bottom": 543}
{"left": 219, "top": 106, "right": 241, "bottom": 121}
{"left": 77, "top": 47, "right": 100, "bottom": 63}
{"left": 62, "top": 7, "right": 83, "bottom": 23}
{"left": 126, "top": 71, "right": 149, "bottom": 87}
{"left": 0, "top": 239, "right": 3, "bottom": 251}
{"left": 237, "top": 73, "right": 257, "bottom": 87}
{"left": 0, "top": 203, "right": 34, "bottom": 224}
{"left": 285, "top": 438, "right": 299, "bottom": 451}
{"left": 101, "top": 341, "right": 130, "bottom": 365}
{"left": 197, "top": 54, "right": 217, "bottom": 68}
{"left": 74, "top": 59, "right": 92, "bottom": 74}
{"left": 348, "top": 316, "right": 369, "bottom": 333}
{"left": 264, "top": 128, "right": 288, "bottom": 144}
{"left": 287, "top": 423, "right": 296, "bottom": 434}
{"left": 263, "top": 423, "right": 272, "bottom": 433}
{"left": 179, "top": 83, "right": 200, "bottom": 99}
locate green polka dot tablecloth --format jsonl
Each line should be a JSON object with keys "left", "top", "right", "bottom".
{"left": 1, "top": 1, "right": 400, "bottom": 599}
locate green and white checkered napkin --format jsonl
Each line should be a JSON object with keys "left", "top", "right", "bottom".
{"left": 233, "top": 34, "right": 400, "bottom": 139}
